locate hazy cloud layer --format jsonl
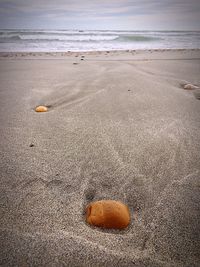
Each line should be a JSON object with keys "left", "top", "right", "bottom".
{"left": 0, "top": 0, "right": 199, "bottom": 30}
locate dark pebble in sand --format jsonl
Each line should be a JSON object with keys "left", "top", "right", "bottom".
{"left": 81, "top": 58, "right": 84, "bottom": 61}
{"left": 193, "top": 90, "right": 200, "bottom": 100}
{"left": 29, "top": 144, "right": 34, "bottom": 147}
{"left": 128, "top": 89, "right": 131, "bottom": 91}
{"left": 73, "top": 63, "right": 78, "bottom": 65}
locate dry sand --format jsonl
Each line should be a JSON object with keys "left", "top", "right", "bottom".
{"left": 0, "top": 49, "right": 200, "bottom": 267}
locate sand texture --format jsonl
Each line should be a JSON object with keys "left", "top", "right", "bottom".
{"left": 0, "top": 49, "right": 200, "bottom": 266}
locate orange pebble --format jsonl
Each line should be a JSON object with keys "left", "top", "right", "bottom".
{"left": 86, "top": 200, "right": 130, "bottom": 229}
{"left": 35, "top": 106, "right": 48, "bottom": 112}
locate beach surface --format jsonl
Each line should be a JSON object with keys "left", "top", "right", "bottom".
{"left": 0, "top": 49, "right": 200, "bottom": 267}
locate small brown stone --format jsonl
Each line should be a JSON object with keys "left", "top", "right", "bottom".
{"left": 35, "top": 106, "right": 48, "bottom": 112}
{"left": 86, "top": 200, "right": 130, "bottom": 229}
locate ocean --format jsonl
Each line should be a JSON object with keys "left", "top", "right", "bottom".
{"left": 0, "top": 29, "right": 200, "bottom": 52}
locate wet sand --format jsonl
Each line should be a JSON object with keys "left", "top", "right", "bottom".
{"left": 0, "top": 49, "right": 200, "bottom": 266}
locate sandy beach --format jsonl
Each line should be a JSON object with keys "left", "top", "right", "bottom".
{"left": 0, "top": 49, "right": 200, "bottom": 267}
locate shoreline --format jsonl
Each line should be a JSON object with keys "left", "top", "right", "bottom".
{"left": 0, "top": 48, "right": 200, "bottom": 60}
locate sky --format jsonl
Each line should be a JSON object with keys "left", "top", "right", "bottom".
{"left": 0, "top": 0, "right": 200, "bottom": 30}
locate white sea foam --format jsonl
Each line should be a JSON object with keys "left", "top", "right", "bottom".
{"left": 0, "top": 30, "right": 199, "bottom": 52}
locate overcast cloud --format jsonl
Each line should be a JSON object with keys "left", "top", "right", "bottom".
{"left": 0, "top": 0, "right": 199, "bottom": 30}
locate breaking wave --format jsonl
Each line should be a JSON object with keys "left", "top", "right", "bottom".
{"left": 0, "top": 29, "right": 199, "bottom": 51}
{"left": 0, "top": 33, "right": 160, "bottom": 43}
